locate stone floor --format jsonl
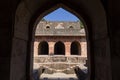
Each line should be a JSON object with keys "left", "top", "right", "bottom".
{"left": 40, "top": 72, "right": 78, "bottom": 80}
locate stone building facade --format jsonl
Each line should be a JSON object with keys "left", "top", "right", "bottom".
{"left": 34, "top": 21, "right": 87, "bottom": 57}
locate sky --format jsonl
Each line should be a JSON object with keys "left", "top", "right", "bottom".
{"left": 43, "top": 8, "right": 79, "bottom": 21}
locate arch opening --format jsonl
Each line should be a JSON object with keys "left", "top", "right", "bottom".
{"left": 54, "top": 41, "right": 65, "bottom": 55}
{"left": 33, "top": 7, "right": 88, "bottom": 80}
{"left": 38, "top": 41, "right": 49, "bottom": 55}
{"left": 71, "top": 41, "right": 81, "bottom": 55}
{"left": 13, "top": 1, "right": 110, "bottom": 80}
{"left": 15, "top": 4, "right": 89, "bottom": 80}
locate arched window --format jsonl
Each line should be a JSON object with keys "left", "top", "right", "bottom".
{"left": 69, "top": 26, "right": 73, "bottom": 29}
{"left": 38, "top": 41, "right": 49, "bottom": 55}
{"left": 46, "top": 26, "right": 50, "bottom": 29}
{"left": 54, "top": 41, "right": 65, "bottom": 55}
{"left": 71, "top": 41, "right": 81, "bottom": 55}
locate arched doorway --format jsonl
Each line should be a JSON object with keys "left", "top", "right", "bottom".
{"left": 54, "top": 41, "right": 65, "bottom": 55}
{"left": 71, "top": 41, "right": 81, "bottom": 55}
{"left": 12, "top": 1, "right": 111, "bottom": 80}
{"left": 38, "top": 41, "right": 49, "bottom": 55}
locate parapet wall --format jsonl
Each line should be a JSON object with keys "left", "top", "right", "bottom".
{"left": 35, "top": 21, "right": 85, "bottom": 36}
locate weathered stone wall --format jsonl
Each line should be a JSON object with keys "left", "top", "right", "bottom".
{"left": 35, "top": 21, "right": 85, "bottom": 36}
{"left": 36, "top": 21, "right": 81, "bottom": 29}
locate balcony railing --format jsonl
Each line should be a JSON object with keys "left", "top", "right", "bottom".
{"left": 34, "top": 55, "right": 87, "bottom": 64}
{"left": 33, "top": 55, "right": 87, "bottom": 72}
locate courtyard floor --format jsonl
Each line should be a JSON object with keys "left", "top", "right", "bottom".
{"left": 40, "top": 72, "right": 78, "bottom": 80}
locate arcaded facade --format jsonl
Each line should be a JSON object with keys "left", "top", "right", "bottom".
{"left": 34, "top": 21, "right": 87, "bottom": 57}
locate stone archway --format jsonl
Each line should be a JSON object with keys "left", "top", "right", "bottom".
{"left": 11, "top": 0, "right": 111, "bottom": 80}
{"left": 71, "top": 41, "right": 81, "bottom": 55}
{"left": 38, "top": 41, "right": 49, "bottom": 55}
{"left": 54, "top": 41, "right": 65, "bottom": 55}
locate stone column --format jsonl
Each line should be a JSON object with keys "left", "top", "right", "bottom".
{"left": 48, "top": 42, "right": 55, "bottom": 55}
{"left": 80, "top": 42, "right": 87, "bottom": 57}
{"left": 34, "top": 41, "right": 39, "bottom": 56}
{"left": 65, "top": 42, "right": 71, "bottom": 56}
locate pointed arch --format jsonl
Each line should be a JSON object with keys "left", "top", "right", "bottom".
{"left": 13, "top": 0, "right": 110, "bottom": 80}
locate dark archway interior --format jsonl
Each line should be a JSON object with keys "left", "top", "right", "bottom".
{"left": 38, "top": 41, "right": 49, "bottom": 55}
{"left": 54, "top": 41, "right": 65, "bottom": 55}
{"left": 71, "top": 41, "right": 81, "bottom": 55}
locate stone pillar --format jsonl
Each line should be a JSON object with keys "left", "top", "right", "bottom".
{"left": 48, "top": 42, "right": 55, "bottom": 55}
{"left": 80, "top": 42, "right": 87, "bottom": 57}
{"left": 34, "top": 41, "right": 39, "bottom": 56}
{"left": 65, "top": 42, "right": 71, "bottom": 56}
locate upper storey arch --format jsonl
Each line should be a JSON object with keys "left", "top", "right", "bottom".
{"left": 71, "top": 41, "right": 81, "bottom": 55}
{"left": 38, "top": 41, "right": 49, "bottom": 55}
{"left": 54, "top": 41, "right": 65, "bottom": 55}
